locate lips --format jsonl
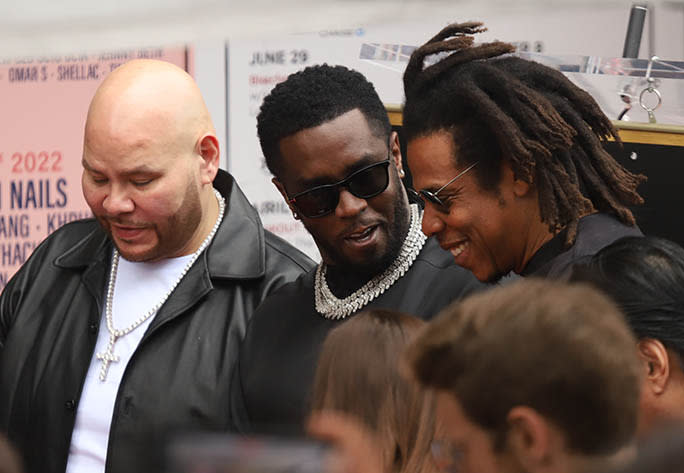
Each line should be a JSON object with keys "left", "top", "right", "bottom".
{"left": 450, "top": 241, "right": 468, "bottom": 258}
{"left": 441, "top": 239, "right": 470, "bottom": 265}
{"left": 110, "top": 223, "right": 148, "bottom": 241}
{"left": 346, "top": 225, "right": 375, "bottom": 240}
{"left": 343, "top": 224, "right": 380, "bottom": 247}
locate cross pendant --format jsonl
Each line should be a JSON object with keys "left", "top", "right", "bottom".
{"left": 96, "top": 334, "right": 120, "bottom": 382}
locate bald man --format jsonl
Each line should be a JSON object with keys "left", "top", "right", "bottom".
{"left": 0, "top": 60, "right": 314, "bottom": 473}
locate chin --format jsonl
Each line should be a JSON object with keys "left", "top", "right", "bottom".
{"left": 115, "top": 245, "right": 158, "bottom": 262}
{"left": 469, "top": 267, "right": 503, "bottom": 285}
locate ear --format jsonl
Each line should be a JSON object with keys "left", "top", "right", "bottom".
{"left": 638, "top": 338, "right": 670, "bottom": 395}
{"left": 389, "top": 131, "right": 405, "bottom": 178}
{"left": 500, "top": 161, "right": 531, "bottom": 198}
{"left": 512, "top": 177, "right": 532, "bottom": 198}
{"left": 197, "top": 133, "right": 220, "bottom": 185}
{"left": 272, "top": 177, "right": 300, "bottom": 220}
{"left": 506, "top": 406, "right": 554, "bottom": 469}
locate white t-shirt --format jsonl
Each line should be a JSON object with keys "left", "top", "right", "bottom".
{"left": 66, "top": 253, "right": 194, "bottom": 473}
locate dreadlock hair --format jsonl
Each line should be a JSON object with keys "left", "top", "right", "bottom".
{"left": 403, "top": 21, "right": 645, "bottom": 246}
{"left": 257, "top": 64, "right": 392, "bottom": 177}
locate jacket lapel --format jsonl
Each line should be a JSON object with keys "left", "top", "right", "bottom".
{"left": 144, "top": 170, "right": 267, "bottom": 334}
{"left": 54, "top": 223, "right": 110, "bottom": 312}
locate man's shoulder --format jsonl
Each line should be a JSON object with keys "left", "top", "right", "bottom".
{"left": 263, "top": 230, "right": 316, "bottom": 273}
{"left": 570, "top": 213, "right": 642, "bottom": 260}
{"left": 540, "top": 213, "right": 642, "bottom": 279}
{"left": 30, "top": 218, "right": 102, "bottom": 258}
{"left": 253, "top": 267, "right": 314, "bottom": 309}
{"left": 241, "top": 269, "right": 318, "bottom": 357}
{"left": 1, "top": 218, "right": 103, "bottom": 301}
{"left": 577, "top": 213, "right": 642, "bottom": 239}
{"left": 249, "top": 269, "right": 314, "bottom": 318}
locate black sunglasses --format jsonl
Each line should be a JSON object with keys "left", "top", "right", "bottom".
{"left": 288, "top": 157, "right": 391, "bottom": 218}
{"left": 409, "top": 161, "right": 478, "bottom": 210}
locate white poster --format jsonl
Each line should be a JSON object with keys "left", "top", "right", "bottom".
{"left": 226, "top": 5, "right": 683, "bottom": 259}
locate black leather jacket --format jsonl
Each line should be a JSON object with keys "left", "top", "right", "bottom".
{"left": 0, "top": 170, "right": 314, "bottom": 473}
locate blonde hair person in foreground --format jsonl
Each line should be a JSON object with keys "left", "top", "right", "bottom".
{"left": 311, "top": 309, "right": 437, "bottom": 473}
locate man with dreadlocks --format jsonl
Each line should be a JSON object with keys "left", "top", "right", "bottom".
{"left": 403, "top": 22, "right": 645, "bottom": 282}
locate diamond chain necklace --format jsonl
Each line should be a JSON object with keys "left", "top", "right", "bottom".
{"left": 96, "top": 188, "right": 225, "bottom": 381}
{"left": 314, "top": 203, "right": 426, "bottom": 320}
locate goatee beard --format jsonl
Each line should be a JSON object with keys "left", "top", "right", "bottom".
{"left": 325, "top": 200, "right": 411, "bottom": 298}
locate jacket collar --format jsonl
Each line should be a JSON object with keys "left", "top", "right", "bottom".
{"left": 207, "top": 169, "right": 266, "bottom": 279}
{"left": 54, "top": 169, "right": 266, "bottom": 281}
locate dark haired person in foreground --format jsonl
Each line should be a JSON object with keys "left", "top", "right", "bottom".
{"left": 571, "top": 236, "right": 684, "bottom": 436}
{"left": 312, "top": 279, "right": 642, "bottom": 473}
{"left": 403, "top": 22, "right": 645, "bottom": 282}
{"left": 230, "top": 64, "right": 481, "bottom": 434}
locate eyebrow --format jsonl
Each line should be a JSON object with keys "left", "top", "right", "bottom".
{"left": 81, "top": 159, "right": 97, "bottom": 172}
{"left": 81, "top": 159, "right": 160, "bottom": 176}
{"left": 419, "top": 183, "right": 448, "bottom": 195}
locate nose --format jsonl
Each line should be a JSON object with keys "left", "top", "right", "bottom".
{"left": 335, "top": 188, "right": 367, "bottom": 218}
{"left": 421, "top": 203, "right": 446, "bottom": 237}
{"left": 102, "top": 184, "right": 135, "bottom": 215}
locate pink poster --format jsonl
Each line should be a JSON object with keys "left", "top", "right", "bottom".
{"left": 0, "top": 47, "right": 188, "bottom": 292}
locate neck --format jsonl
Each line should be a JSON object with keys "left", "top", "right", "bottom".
{"left": 324, "top": 265, "right": 377, "bottom": 299}
{"left": 516, "top": 219, "right": 556, "bottom": 274}
{"left": 185, "top": 187, "right": 221, "bottom": 256}
{"left": 565, "top": 447, "right": 635, "bottom": 473}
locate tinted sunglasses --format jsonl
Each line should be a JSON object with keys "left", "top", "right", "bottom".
{"left": 288, "top": 158, "right": 391, "bottom": 218}
{"left": 409, "top": 161, "right": 478, "bottom": 210}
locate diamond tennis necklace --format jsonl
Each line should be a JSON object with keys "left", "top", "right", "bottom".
{"left": 96, "top": 188, "right": 225, "bottom": 382}
{"left": 314, "top": 203, "right": 426, "bottom": 320}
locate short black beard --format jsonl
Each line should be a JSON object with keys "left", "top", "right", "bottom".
{"left": 325, "top": 198, "right": 411, "bottom": 298}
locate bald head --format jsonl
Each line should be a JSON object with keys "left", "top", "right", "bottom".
{"left": 81, "top": 59, "right": 222, "bottom": 262}
{"left": 86, "top": 59, "right": 214, "bottom": 152}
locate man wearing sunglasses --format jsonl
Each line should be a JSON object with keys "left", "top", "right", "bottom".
{"left": 230, "top": 64, "right": 482, "bottom": 434}
{"left": 403, "top": 23, "right": 644, "bottom": 283}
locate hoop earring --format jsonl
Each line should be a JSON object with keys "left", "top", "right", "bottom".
{"left": 399, "top": 169, "right": 405, "bottom": 178}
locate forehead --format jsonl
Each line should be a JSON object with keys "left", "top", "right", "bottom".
{"left": 407, "top": 131, "right": 462, "bottom": 191}
{"left": 83, "top": 118, "right": 185, "bottom": 173}
{"left": 277, "top": 109, "right": 387, "bottom": 186}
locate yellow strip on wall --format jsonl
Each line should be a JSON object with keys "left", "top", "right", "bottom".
{"left": 386, "top": 105, "right": 684, "bottom": 147}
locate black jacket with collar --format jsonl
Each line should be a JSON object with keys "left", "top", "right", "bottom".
{"left": 0, "top": 170, "right": 314, "bottom": 473}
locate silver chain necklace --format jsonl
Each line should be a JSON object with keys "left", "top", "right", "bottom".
{"left": 96, "top": 188, "right": 226, "bottom": 381}
{"left": 314, "top": 203, "right": 426, "bottom": 320}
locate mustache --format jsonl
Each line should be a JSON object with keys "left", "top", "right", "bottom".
{"left": 97, "top": 216, "right": 150, "bottom": 227}
{"left": 340, "top": 219, "right": 384, "bottom": 237}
